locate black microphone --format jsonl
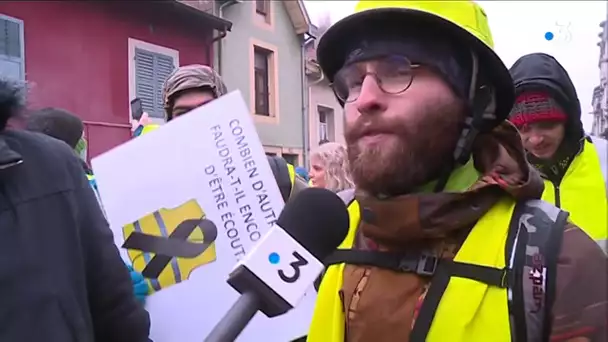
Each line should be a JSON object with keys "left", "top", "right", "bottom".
{"left": 205, "top": 188, "right": 349, "bottom": 342}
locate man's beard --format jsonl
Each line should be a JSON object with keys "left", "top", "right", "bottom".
{"left": 346, "top": 104, "right": 464, "bottom": 196}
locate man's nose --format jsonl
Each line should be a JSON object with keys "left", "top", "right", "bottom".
{"left": 355, "top": 76, "right": 387, "bottom": 116}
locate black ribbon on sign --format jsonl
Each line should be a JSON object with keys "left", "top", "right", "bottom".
{"left": 122, "top": 218, "right": 218, "bottom": 279}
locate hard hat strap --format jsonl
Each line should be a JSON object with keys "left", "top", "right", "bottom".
{"left": 467, "top": 51, "right": 480, "bottom": 103}
{"left": 434, "top": 51, "right": 494, "bottom": 192}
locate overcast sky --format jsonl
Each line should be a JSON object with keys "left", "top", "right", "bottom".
{"left": 303, "top": 1, "right": 607, "bottom": 131}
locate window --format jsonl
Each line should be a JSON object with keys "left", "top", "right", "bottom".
{"left": 134, "top": 48, "right": 176, "bottom": 119}
{"left": 250, "top": 40, "right": 278, "bottom": 123}
{"left": 254, "top": 47, "right": 271, "bottom": 116}
{"left": 255, "top": 0, "right": 269, "bottom": 15}
{"left": 265, "top": 152, "right": 277, "bottom": 157}
{"left": 282, "top": 153, "right": 298, "bottom": 166}
{"left": 318, "top": 106, "right": 335, "bottom": 143}
{"left": 254, "top": 0, "right": 271, "bottom": 27}
{"left": 0, "top": 15, "right": 24, "bottom": 80}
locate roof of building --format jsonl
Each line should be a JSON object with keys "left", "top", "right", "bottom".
{"left": 173, "top": 0, "right": 233, "bottom": 32}
{"left": 283, "top": 0, "right": 312, "bottom": 35}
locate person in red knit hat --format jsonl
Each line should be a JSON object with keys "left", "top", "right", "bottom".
{"left": 509, "top": 91, "right": 568, "bottom": 159}
{"left": 509, "top": 53, "right": 608, "bottom": 258}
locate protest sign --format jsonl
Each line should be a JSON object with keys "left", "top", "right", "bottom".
{"left": 92, "top": 91, "right": 316, "bottom": 342}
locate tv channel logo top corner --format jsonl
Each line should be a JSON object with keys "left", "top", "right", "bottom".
{"left": 544, "top": 21, "right": 572, "bottom": 44}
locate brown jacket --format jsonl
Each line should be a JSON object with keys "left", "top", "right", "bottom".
{"left": 341, "top": 122, "right": 607, "bottom": 342}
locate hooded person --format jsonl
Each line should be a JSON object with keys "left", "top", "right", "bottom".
{"left": 307, "top": 1, "right": 607, "bottom": 342}
{"left": 0, "top": 79, "right": 150, "bottom": 340}
{"left": 508, "top": 53, "right": 608, "bottom": 254}
{"left": 132, "top": 64, "right": 307, "bottom": 202}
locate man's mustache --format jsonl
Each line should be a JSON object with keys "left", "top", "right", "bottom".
{"left": 346, "top": 120, "right": 401, "bottom": 141}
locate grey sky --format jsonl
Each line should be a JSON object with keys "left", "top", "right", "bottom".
{"left": 304, "top": 1, "right": 606, "bottom": 131}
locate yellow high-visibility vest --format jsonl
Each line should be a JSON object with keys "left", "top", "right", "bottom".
{"left": 309, "top": 191, "right": 566, "bottom": 342}
{"left": 541, "top": 137, "right": 608, "bottom": 254}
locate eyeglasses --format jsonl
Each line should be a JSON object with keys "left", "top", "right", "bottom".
{"left": 331, "top": 56, "right": 420, "bottom": 103}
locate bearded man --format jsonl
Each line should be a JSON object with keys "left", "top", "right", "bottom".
{"left": 307, "top": 1, "right": 607, "bottom": 342}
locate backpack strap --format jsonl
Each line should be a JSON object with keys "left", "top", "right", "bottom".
{"left": 505, "top": 199, "right": 568, "bottom": 342}
{"left": 324, "top": 198, "right": 568, "bottom": 342}
{"left": 412, "top": 199, "right": 567, "bottom": 342}
{"left": 325, "top": 249, "right": 508, "bottom": 287}
{"left": 325, "top": 189, "right": 508, "bottom": 292}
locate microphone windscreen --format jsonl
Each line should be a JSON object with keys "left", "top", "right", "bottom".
{"left": 277, "top": 188, "right": 349, "bottom": 261}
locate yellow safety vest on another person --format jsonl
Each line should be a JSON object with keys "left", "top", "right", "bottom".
{"left": 541, "top": 137, "right": 608, "bottom": 254}
{"left": 309, "top": 191, "right": 567, "bottom": 342}
{"left": 135, "top": 124, "right": 160, "bottom": 137}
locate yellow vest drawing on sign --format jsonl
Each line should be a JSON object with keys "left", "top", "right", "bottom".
{"left": 122, "top": 199, "right": 218, "bottom": 293}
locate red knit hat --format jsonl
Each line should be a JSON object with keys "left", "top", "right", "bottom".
{"left": 508, "top": 91, "right": 567, "bottom": 127}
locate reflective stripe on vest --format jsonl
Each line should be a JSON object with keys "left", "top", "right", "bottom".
{"left": 308, "top": 189, "right": 565, "bottom": 342}
{"left": 542, "top": 138, "right": 608, "bottom": 254}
